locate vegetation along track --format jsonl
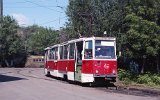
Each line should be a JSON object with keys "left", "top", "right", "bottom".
{"left": 14, "top": 69, "right": 160, "bottom": 97}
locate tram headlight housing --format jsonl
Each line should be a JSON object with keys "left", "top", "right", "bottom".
{"left": 112, "top": 70, "right": 116, "bottom": 74}
{"left": 96, "top": 70, "right": 99, "bottom": 74}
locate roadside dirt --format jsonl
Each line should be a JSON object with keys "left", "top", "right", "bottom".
{"left": 115, "top": 81, "right": 160, "bottom": 96}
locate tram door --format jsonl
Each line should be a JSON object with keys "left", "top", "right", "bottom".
{"left": 44, "top": 50, "right": 48, "bottom": 69}
{"left": 75, "top": 41, "right": 83, "bottom": 81}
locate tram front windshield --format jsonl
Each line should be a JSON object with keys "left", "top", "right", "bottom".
{"left": 95, "top": 40, "right": 115, "bottom": 59}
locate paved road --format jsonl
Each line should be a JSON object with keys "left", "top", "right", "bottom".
{"left": 0, "top": 68, "right": 159, "bottom": 100}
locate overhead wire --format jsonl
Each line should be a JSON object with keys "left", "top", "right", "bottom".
{"left": 23, "top": 0, "right": 63, "bottom": 13}
{"left": 23, "top": 0, "right": 68, "bottom": 28}
{"left": 4, "top": 1, "right": 27, "bottom": 4}
{"left": 4, "top": 6, "right": 65, "bottom": 9}
{"left": 40, "top": 16, "right": 67, "bottom": 25}
{"left": 4, "top": 0, "right": 68, "bottom": 29}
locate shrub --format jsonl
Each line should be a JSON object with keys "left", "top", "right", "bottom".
{"left": 137, "top": 74, "right": 154, "bottom": 85}
{"left": 118, "top": 69, "right": 132, "bottom": 81}
{"left": 118, "top": 69, "right": 160, "bottom": 87}
{"left": 151, "top": 75, "right": 160, "bottom": 85}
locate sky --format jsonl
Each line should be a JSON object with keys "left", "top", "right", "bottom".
{"left": 3, "top": 0, "right": 69, "bottom": 30}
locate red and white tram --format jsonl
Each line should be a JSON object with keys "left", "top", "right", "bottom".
{"left": 44, "top": 37, "right": 117, "bottom": 84}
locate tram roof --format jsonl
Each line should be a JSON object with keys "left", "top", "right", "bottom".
{"left": 44, "top": 47, "right": 51, "bottom": 50}
{"left": 59, "top": 41, "right": 68, "bottom": 46}
{"left": 44, "top": 44, "right": 60, "bottom": 50}
{"left": 45, "top": 37, "right": 116, "bottom": 50}
{"left": 68, "top": 37, "right": 85, "bottom": 43}
{"left": 68, "top": 37, "right": 116, "bottom": 43}
{"left": 50, "top": 44, "right": 60, "bottom": 48}
{"left": 94, "top": 37, "right": 116, "bottom": 40}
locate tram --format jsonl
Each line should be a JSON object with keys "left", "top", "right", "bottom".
{"left": 44, "top": 37, "right": 117, "bottom": 84}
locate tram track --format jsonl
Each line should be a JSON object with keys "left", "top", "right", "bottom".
{"left": 6, "top": 68, "right": 160, "bottom": 97}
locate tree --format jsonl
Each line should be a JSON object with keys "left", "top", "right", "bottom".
{"left": 66, "top": 0, "right": 160, "bottom": 73}
{"left": 0, "top": 16, "right": 26, "bottom": 67}
{"left": 66, "top": 0, "right": 93, "bottom": 37}
{"left": 66, "top": 0, "right": 126, "bottom": 49}
{"left": 27, "top": 27, "right": 59, "bottom": 55}
{"left": 122, "top": 0, "right": 160, "bottom": 73}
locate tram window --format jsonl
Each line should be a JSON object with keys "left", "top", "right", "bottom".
{"left": 76, "top": 41, "right": 83, "bottom": 65}
{"left": 55, "top": 47, "right": 58, "bottom": 60}
{"left": 76, "top": 41, "right": 83, "bottom": 60}
{"left": 45, "top": 50, "right": 49, "bottom": 61}
{"left": 49, "top": 50, "right": 52, "bottom": 59}
{"left": 49, "top": 48, "right": 55, "bottom": 59}
{"left": 95, "top": 40, "right": 115, "bottom": 59}
{"left": 64, "top": 45, "right": 68, "bottom": 59}
{"left": 69, "top": 43, "right": 75, "bottom": 59}
{"left": 84, "top": 40, "right": 93, "bottom": 59}
{"left": 52, "top": 48, "right": 55, "bottom": 59}
{"left": 60, "top": 46, "right": 63, "bottom": 59}
{"left": 49, "top": 50, "right": 51, "bottom": 59}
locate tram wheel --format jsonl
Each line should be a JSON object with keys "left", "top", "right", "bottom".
{"left": 63, "top": 75, "right": 68, "bottom": 81}
{"left": 89, "top": 82, "right": 96, "bottom": 87}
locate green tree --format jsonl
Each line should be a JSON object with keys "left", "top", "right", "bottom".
{"left": 66, "top": 0, "right": 93, "bottom": 37}
{"left": 27, "top": 27, "right": 59, "bottom": 55}
{"left": 122, "top": 0, "right": 160, "bottom": 73}
{"left": 66, "top": 0, "right": 160, "bottom": 73}
{"left": 0, "top": 16, "right": 26, "bottom": 67}
{"left": 66, "top": 0, "right": 126, "bottom": 48}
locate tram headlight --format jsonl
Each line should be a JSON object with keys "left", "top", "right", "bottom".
{"left": 96, "top": 70, "right": 99, "bottom": 74}
{"left": 112, "top": 70, "right": 116, "bottom": 74}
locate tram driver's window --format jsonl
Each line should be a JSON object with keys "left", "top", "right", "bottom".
{"left": 84, "top": 41, "right": 93, "bottom": 59}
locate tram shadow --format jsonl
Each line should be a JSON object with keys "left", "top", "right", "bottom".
{"left": 80, "top": 81, "right": 117, "bottom": 89}
{"left": 46, "top": 75, "right": 117, "bottom": 88}
{"left": 46, "top": 75, "right": 160, "bottom": 97}
{"left": 0, "top": 74, "right": 26, "bottom": 83}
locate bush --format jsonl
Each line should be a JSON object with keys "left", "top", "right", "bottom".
{"left": 137, "top": 74, "right": 154, "bottom": 85}
{"left": 118, "top": 69, "right": 132, "bottom": 80}
{"left": 118, "top": 69, "right": 160, "bottom": 87}
{"left": 151, "top": 75, "right": 160, "bottom": 85}
{"left": 135, "top": 73, "right": 160, "bottom": 86}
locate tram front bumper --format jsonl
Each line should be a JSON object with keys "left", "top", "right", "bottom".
{"left": 94, "top": 74, "right": 117, "bottom": 82}
{"left": 94, "top": 74, "right": 117, "bottom": 77}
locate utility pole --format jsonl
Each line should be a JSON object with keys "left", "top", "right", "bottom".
{"left": 77, "top": 13, "right": 93, "bottom": 37}
{"left": 0, "top": 0, "right": 2, "bottom": 28}
{"left": 0, "top": 0, "right": 3, "bottom": 17}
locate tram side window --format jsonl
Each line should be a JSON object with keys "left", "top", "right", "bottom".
{"left": 69, "top": 43, "right": 75, "bottom": 59}
{"left": 52, "top": 48, "right": 55, "bottom": 59}
{"left": 76, "top": 41, "right": 83, "bottom": 65}
{"left": 55, "top": 47, "right": 58, "bottom": 60}
{"left": 84, "top": 40, "right": 93, "bottom": 59}
{"left": 45, "top": 50, "right": 48, "bottom": 61}
{"left": 64, "top": 45, "right": 68, "bottom": 59}
{"left": 49, "top": 49, "right": 55, "bottom": 60}
{"left": 49, "top": 50, "right": 51, "bottom": 59}
{"left": 60, "top": 46, "right": 63, "bottom": 59}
